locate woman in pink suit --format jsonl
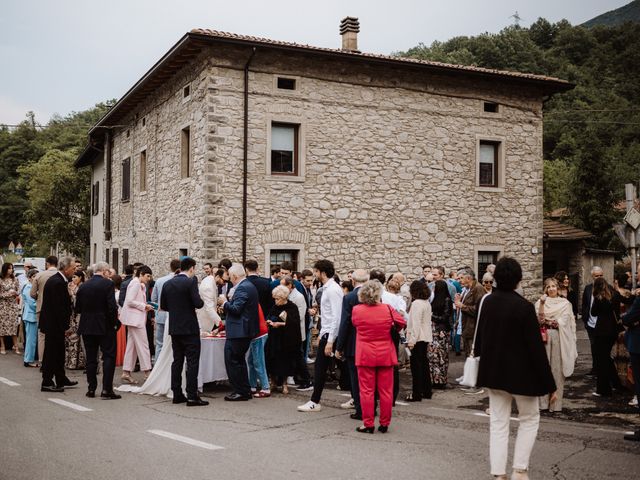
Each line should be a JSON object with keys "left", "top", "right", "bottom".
{"left": 352, "top": 279, "right": 407, "bottom": 434}
{"left": 120, "top": 266, "right": 154, "bottom": 383}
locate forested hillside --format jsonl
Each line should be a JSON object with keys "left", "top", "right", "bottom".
{"left": 398, "top": 19, "right": 640, "bottom": 249}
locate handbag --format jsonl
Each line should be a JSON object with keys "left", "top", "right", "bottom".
{"left": 613, "top": 311, "right": 625, "bottom": 334}
{"left": 458, "top": 295, "right": 487, "bottom": 388}
{"left": 540, "top": 326, "right": 548, "bottom": 343}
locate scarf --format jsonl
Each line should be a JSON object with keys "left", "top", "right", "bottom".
{"left": 534, "top": 296, "right": 578, "bottom": 377}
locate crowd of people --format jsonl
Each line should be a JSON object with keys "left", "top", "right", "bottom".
{"left": 1, "top": 253, "right": 639, "bottom": 479}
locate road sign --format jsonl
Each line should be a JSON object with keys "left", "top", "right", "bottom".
{"left": 624, "top": 208, "right": 640, "bottom": 230}
{"left": 614, "top": 223, "right": 630, "bottom": 248}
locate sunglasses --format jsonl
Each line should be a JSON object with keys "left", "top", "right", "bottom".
{"left": 482, "top": 281, "right": 492, "bottom": 284}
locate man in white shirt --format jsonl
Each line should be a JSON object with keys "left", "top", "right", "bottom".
{"left": 298, "top": 259, "right": 344, "bottom": 412}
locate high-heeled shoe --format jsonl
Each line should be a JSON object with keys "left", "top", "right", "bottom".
{"left": 121, "top": 373, "right": 137, "bottom": 384}
{"left": 377, "top": 425, "right": 388, "bottom": 433}
{"left": 356, "top": 426, "right": 374, "bottom": 434}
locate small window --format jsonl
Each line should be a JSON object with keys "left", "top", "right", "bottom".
{"left": 181, "top": 127, "right": 191, "bottom": 178}
{"left": 91, "top": 181, "right": 100, "bottom": 216}
{"left": 139, "top": 150, "right": 147, "bottom": 192}
{"left": 121, "top": 158, "right": 131, "bottom": 201}
{"left": 93, "top": 243, "right": 97, "bottom": 264}
{"left": 105, "top": 249, "right": 110, "bottom": 264}
{"left": 478, "top": 251, "right": 499, "bottom": 276}
{"left": 483, "top": 102, "right": 499, "bottom": 113}
{"left": 271, "top": 123, "right": 298, "bottom": 175}
{"left": 277, "top": 77, "right": 296, "bottom": 90}
{"left": 478, "top": 141, "right": 500, "bottom": 188}
{"left": 112, "top": 248, "right": 119, "bottom": 274}
{"left": 142, "top": 117, "right": 146, "bottom": 127}
{"left": 122, "top": 248, "right": 129, "bottom": 268}
{"left": 126, "top": 130, "right": 130, "bottom": 138}
{"left": 183, "top": 85, "right": 190, "bottom": 98}
{"left": 179, "top": 248, "right": 188, "bottom": 258}
{"left": 269, "top": 249, "right": 298, "bottom": 273}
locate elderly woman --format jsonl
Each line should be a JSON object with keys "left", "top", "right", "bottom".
{"left": 476, "top": 257, "right": 556, "bottom": 480}
{"left": 482, "top": 272, "right": 494, "bottom": 294}
{"left": 120, "top": 265, "right": 154, "bottom": 383}
{"left": 406, "top": 280, "right": 432, "bottom": 402}
{"left": 534, "top": 278, "right": 577, "bottom": 413}
{"left": 66, "top": 270, "right": 86, "bottom": 370}
{"left": 352, "top": 280, "right": 407, "bottom": 433}
{"left": 0, "top": 262, "right": 21, "bottom": 355}
{"left": 21, "top": 268, "right": 39, "bottom": 367}
{"left": 265, "top": 285, "right": 301, "bottom": 394}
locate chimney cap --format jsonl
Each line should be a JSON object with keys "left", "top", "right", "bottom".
{"left": 340, "top": 16, "right": 360, "bottom": 34}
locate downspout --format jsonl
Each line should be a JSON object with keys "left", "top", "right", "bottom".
{"left": 104, "top": 130, "right": 113, "bottom": 242}
{"left": 242, "top": 47, "right": 256, "bottom": 263}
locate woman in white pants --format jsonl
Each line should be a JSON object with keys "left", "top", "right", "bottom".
{"left": 475, "top": 258, "right": 557, "bottom": 480}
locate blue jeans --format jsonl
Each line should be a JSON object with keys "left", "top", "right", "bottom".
{"left": 304, "top": 325, "right": 312, "bottom": 362}
{"left": 23, "top": 321, "right": 38, "bottom": 363}
{"left": 155, "top": 322, "right": 165, "bottom": 360}
{"left": 248, "top": 335, "right": 269, "bottom": 391}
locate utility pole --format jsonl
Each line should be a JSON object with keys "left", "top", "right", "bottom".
{"left": 625, "top": 184, "right": 638, "bottom": 288}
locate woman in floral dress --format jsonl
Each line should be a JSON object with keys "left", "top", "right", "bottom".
{"left": 0, "top": 263, "right": 21, "bottom": 355}
{"left": 65, "top": 270, "right": 86, "bottom": 369}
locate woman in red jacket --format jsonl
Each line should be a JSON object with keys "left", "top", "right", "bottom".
{"left": 352, "top": 280, "right": 407, "bottom": 433}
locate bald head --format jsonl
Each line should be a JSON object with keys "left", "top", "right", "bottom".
{"left": 351, "top": 269, "right": 369, "bottom": 286}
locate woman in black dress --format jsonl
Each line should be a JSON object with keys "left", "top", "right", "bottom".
{"left": 428, "top": 280, "right": 452, "bottom": 388}
{"left": 266, "top": 285, "right": 302, "bottom": 394}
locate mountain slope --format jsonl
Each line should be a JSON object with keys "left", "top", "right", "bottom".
{"left": 582, "top": 0, "right": 640, "bottom": 27}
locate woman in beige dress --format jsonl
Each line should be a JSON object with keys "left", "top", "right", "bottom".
{"left": 0, "top": 263, "right": 21, "bottom": 355}
{"left": 534, "top": 278, "right": 578, "bottom": 413}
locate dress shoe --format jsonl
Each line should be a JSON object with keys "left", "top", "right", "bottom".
{"left": 350, "top": 413, "right": 362, "bottom": 420}
{"left": 86, "top": 390, "right": 95, "bottom": 398}
{"left": 62, "top": 379, "right": 79, "bottom": 388}
{"left": 172, "top": 396, "right": 188, "bottom": 404}
{"left": 224, "top": 393, "right": 251, "bottom": 401}
{"left": 100, "top": 391, "right": 122, "bottom": 400}
{"left": 41, "top": 385, "right": 64, "bottom": 393}
{"left": 624, "top": 429, "right": 640, "bottom": 442}
{"left": 377, "top": 425, "right": 388, "bottom": 433}
{"left": 356, "top": 426, "right": 374, "bottom": 434}
{"left": 187, "top": 397, "right": 209, "bottom": 407}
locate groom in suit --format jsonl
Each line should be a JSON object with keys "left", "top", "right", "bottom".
{"left": 219, "top": 263, "right": 259, "bottom": 401}
{"left": 160, "top": 257, "right": 206, "bottom": 406}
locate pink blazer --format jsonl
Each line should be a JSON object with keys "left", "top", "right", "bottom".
{"left": 352, "top": 303, "right": 407, "bottom": 367}
{"left": 120, "top": 278, "right": 147, "bottom": 328}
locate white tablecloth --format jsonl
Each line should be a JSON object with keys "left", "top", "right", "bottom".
{"left": 198, "top": 337, "right": 228, "bottom": 389}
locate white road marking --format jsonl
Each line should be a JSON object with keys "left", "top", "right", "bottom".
{"left": 148, "top": 430, "right": 224, "bottom": 451}
{"left": 395, "top": 401, "right": 409, "bottom": 406}
{"left": 48, "top": 398, "right": 93, "bottom": 412}
{"left": 339, "top": 393, "right": 351, "bottom": 397}
{"left": 0, "top": 376, "right": 20, "bottom": 386}
{"left": 473, "top": 412, "right": 519, "bottom": 421}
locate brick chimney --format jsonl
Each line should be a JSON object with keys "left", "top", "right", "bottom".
{"left": 340, "top": 16, "right": 360, "bottom": 52}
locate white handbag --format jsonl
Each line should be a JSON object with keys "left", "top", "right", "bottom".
{"left": 458, "top": 295, "right": 487, "bottom": 388}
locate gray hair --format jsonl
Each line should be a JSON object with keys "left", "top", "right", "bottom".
{"left": 58, "top": 256, "right": 75, "bottom": 271}
{"left": 357, "top": 280, "right": 383, "bottom": 305}
{"left": 227, "top": 263, "right": 246, "bottom": 279}
{"left": 351, "top": 269, "right": 369, "bottom": 284}
{"left": 272, "top": 285, "right": 290, "bottom": 300}
{"left": 458, "top": 268, "right": 476, "bottom": 280}
{"left": 93, "top": 262, "right": 109, "bottom": 273}
{"left": 591, "top": 266, "right": 603, "bottom": 275}
{"left": 482, "top": 272, "right": 494, "bottom": 283}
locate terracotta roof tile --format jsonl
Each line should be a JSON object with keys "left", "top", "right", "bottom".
{"left": 543, "top": 219, "right": 593, "bottom": 241}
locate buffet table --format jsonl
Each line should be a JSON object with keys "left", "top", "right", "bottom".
{"left": 198, "top": 336, "right": 229, "bottom": 389}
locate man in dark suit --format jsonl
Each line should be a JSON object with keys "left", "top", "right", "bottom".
{"left": 218, "top": 263, "right": 259, "bottom": 401}
{"left": 160, "top": 257, "right": 206, "bottom": 406}
{"left": 622, "top": 268, "right": 640, "bottom": 442}
{"left": 39, "top": 256, "right": 77, "bottom": 392}
{"left": 581, "top": 266, "right": 604, "bottom": 375}
{"left": 244, "top": 259, "right": 273, "bottom": 315}
{"left": 76, "top": 261, "right": 120, "bottom": 399}
{"left": 336, "top": 269, "right": 369, "bottom": 420}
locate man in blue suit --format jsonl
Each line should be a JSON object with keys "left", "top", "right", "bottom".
{"left": 160, "top": 257, "right": 206, "bottom": 406}
{"left": 219, "top": 263, "right": 259, "bottom": 401}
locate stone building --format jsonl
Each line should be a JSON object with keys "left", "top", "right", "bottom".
{"left": 75, "top": 18, "right": 571, "bottom": 292}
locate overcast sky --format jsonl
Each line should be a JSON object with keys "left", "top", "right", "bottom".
{"left": 0, "top": 0, "right": 629, "bottom": 125}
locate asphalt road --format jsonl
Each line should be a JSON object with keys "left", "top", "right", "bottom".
{"left": 1, "top": 352, "right": 638, "bottom": 480}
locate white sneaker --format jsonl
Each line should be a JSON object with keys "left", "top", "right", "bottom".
{"left": 286, "top": 376, "right": 296, "bottom": 386}
{"left": 297, "top": 401, "right": 321, "bottom": 412}
{"left": 629, "top": 397, "right": 639, "bottom": 406}
{"left": 341, "top": 398, "right": 355, "bottom": 409}
{"left": 306, "top": 358, "right": 315, "bottom": 364}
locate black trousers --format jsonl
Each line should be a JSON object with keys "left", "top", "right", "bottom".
{"left": 224, "top": 337, "right": 251, "bottom": 397}
{"left": 293, "top": 341, "right": 311, "bottom": 384}
{"left": 586, "top": 325, "right": 597, "bottom": 372}
{"left": 171, "top": 334, "right": 201, "bottom": 400}
{"left": 42, "top": 331, "right": 65, "bottom": 387}
{"left": 410, "top": 341, "right": 432, "bottom": 400}
{"left": 346, "top": 356, "right": 362, "bottom": 416}
{"left": 630, "top": 352, "right": 640, "bottom": 413}
{"left": 83, "top": 332, "right": 116, "bottom": 393}
{"left": 311, "top": 334, "right": 332, "bottom": 404}
{"left": 594, "top": 335, "right": 617, "bottom": 395}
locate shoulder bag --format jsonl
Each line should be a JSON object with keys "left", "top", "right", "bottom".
{"left": 458, "top": 295, "right": 487, "bottom": 388}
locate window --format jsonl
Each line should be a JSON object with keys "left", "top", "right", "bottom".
{"left": 277, "top": 77, "right": 296, "bottom": 90}
{"left": 122, "top": 248, "right": 129, "bottom": 268}
{"left": 126, "top": 130, "right": 130, "bottom": 138}
{"left": 270, "top": 123, "right": 298, "bottom": 175}
{"left": 269, "top": 249, "right": 299, "bottom": 273}
{"left": 142, "top": 117, "right": 146, "bottom": 127}
{"left": 477, "top": 251, "right": 499, "bottom": 276}
{"left": 181, "top": 127, "right": 191, "bottom": 178}
{"left": 93, "top": 243, "right": 97, "bottom": 264}
{"left": 105, "top": 249, "right": 110, "bottom": 264}
{"left": 91, "top": 181, "right": 100, "bottom": 216}
{"left": 112, "top": 248, "right": 119, "bottom": 274}
{"left": 183, "top": 85, "right": 190, "bottom": 99}
{"left": 121, "top": 158, "right": 131, "bottom": 201}
{"left": 179, "top": 248, "right": 188, "bottom": 258}
{"left": 139, "top": 150, "right": 147, "bottom": 192}
{"left": 478, "top": 141, "right": 500, "bottom": 188}
{"left": 483, "top": 102, "right": 499, "bottom": 113}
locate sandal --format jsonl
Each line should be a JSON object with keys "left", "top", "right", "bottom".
{"left": 0, "top": 348, "right": 6, "bottom": 355}
{"left": 282, "top": 385, "right": 289, "bottom": 395}
{"left": 405, "top": 393, "right": 421, "bottom": 402}
{"left": 121, "top": 374, "right": 138, "bottom": 384}
{"left": 253, "top": 390, "right": 271, "bottom": 398}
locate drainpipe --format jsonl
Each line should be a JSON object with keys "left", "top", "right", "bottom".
{"left": 242, "top": 47, "right": 256, "bottom": 263}
{"left": 104, "top": 130, "right": 112, "bottom": 242}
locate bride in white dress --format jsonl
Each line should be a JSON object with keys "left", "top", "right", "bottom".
{"left": 116, "top": 274, "right": 220, "bottom": 398}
